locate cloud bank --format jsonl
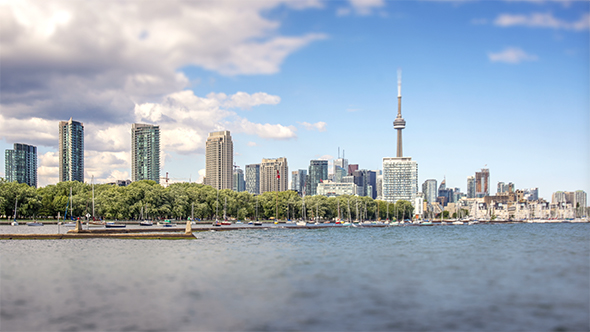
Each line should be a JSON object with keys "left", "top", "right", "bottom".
{"left": 0, "top": 1, "right": 326, "bottom": 186}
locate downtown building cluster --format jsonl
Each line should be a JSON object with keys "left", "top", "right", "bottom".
{"left": 3, "top": 73, "right": 588, "bottom": 218}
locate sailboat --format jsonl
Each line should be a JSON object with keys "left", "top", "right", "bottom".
{"left": 213, "top": 189, "right": 221, "bottom": 226}
{"left": 296, "top": 190, "right": 307, "bottom": 226}
{"left": 221, "top": 197, "right": 231, "bottom": 225}
{"left": 24, "top": 193, "right": 43, "bottom": 226}
{"left": 88, "top": 177, "right": 105, "bottom": 227}
{"left": 139, "top": 204, "right": 153, "bottom": 226}
{"left": 62, "top": 187, "right": 77, "bottom": 227}
{"left": 11, "top": 196, "right": 19, "bottom": 226}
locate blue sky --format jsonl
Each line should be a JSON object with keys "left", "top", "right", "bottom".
{"left": 1, "top": 0, "right": 588, "bottom": 200}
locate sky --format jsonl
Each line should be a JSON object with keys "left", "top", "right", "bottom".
{"left": 1, "top": 0, "right": 588, "bottom": 201}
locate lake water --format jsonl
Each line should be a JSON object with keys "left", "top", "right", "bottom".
{"left": 1, "top": 223, "right": 588, "bottom": 331}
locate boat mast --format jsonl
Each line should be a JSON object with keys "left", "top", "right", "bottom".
{"left": 70, "top": 187, "right": 73, "bottom": 220}
{"left": 92, "top": 175, "right": 95, "bottom": 218}
{"left": 13, "top": 195, "right": 18, "bottom": 222}
{"left": 316, "top": 202, "right": 319, "bottom": 222}
{"left": 377, "top": 201, "right": 379, "bottom": 221}
{"left": 347, "top": 198, "right": 351, "bottom": 222}
{"left": 256, "top": 196, "right": 259, "bottom": 221}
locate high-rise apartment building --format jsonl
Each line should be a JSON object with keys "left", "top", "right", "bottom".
{"left": 475, "top": 168, "right": 489, "bottom": 198}
{"left": 131, "top": 123, "right": 160, "bottom": 183}
{"left": 467, "top": 176, "right": 475, "bottom": 198}
{"left": 497, "top": 182, "right": 507, "bottom": 194}
{"left": 552, "top": 191, "right": 566, "bottom": 204}
{"left": 5, "top": 143, "right": 37, "bottom": 188}
{"left": 296, "top": 169, "right": 308, "bottom": 194}
{"left": 382, "top": 157, "right": 418, "bottom": 203}
{"left": 422, "top": 179, "right": 437, "bottom": 204}
{"left": 291, "top": 171, "right": 299, "bottom": 192}
{"left": 574, "top": 190, "right": 587, "bottom": 209}
{"left": 233, "top": 168, "right": 245, "bottom": 192}
{"left": 553, "top": 190, "right": 587, "bottom": 209}
{"left": 524, "top": 187, "right": 538, "bottom": 201}
{"left": 376, "top": 175, "right": 383, "bottom": 200}
{"left": 260, "top": 157, "right": 288, "bottom": 193}
{"left": 348, "top": 164, "right": 358, "bottom": 176}
{"left": 245, "top": 164, "right": 260, "bottom": 195}
{"left": 308, "top": 160, "right": 328, "bottom": 196}
{"left": 204, "top": 131, "right": 233, "bottom": 190}
{"left": 59, "top": 118, "right": 84, "bottom": 182}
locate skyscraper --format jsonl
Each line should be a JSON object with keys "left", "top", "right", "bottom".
{"left": 334, "top": 157, "right": 348, "bottom": 183}
{"left": 382, "top": 70, "right": 419, "bottom": 204}
{"left": 259, "top": 157, "right": 288, "bottom": 193}
{"left": 467, "top": 176, "right": 475, "bottom": 198}
{"left": 475, "top": 168, "right": 490, "bottom": 198}
{"left": 233, "top": 168, "right": 245, "bottom": 192}
{"left": 131, "top": 123, "right": 160, "bottom": 183}
{"left": 204, "top": 131, "right": 233, "bottom": 190}
{"left": 291, "top": 169, "right": 307, "bottom": 195}
{"left": 382, "top": 157, "right": 418, "bottom": 203}
{"left": 497, "top": 182, "right": 506, "bottom": 194}
{"left": 307, "top": 160, "right": 328, "bottom": 196}
{"left": 245, "top": 164, "right": 260, "bottom": 195}
{"left": 5, "top": 143, "right": 37, "bottom": 188}
{"left": 422, "top": 179, "right": 437, "bottom": 204}
{"left": 291, "top": 171, "right": 299, "bottom": 192}
{"left": 59, "top": 118, "right": 84, "bottom": 182}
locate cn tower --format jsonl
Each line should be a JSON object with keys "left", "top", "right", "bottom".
{"left": 393, "top": 69, "right": 406, "bottom": 158}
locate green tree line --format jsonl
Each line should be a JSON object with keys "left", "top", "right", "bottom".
{"left": 0, "top": 179, "right": 414, "bottom": 221}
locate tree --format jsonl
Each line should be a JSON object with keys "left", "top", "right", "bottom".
{"left": 394, "top": 200, "right": 414, "bottom": 221}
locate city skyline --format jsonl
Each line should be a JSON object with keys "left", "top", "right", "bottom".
{"left": 0, "top": 1, "right": 588, "bottom": 199}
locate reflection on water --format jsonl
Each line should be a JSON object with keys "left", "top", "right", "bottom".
{"left": 1, "top": 223, "right": 589, "bottom": 331}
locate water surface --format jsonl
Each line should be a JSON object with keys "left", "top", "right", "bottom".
{"left": 1, "top": 223, "right": 588, "bottom": 331}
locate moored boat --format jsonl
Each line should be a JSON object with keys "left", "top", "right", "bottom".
{"left": 105, "top": 221, "right": 126, "bottom": 228}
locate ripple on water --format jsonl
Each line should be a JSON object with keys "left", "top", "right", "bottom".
{"left": 0, "top": 223, "right": 588, "bottom": 331}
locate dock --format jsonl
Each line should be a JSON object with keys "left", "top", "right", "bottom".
{"left": 0, "top": 233, "right": 196, "bottom": 240}
{"left": 0, "top": 221, "right": 197, "bottom": 240}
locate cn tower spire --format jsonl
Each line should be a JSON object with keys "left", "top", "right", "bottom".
{"left": 393, "top": 69, "right": 406, "bottom": 158}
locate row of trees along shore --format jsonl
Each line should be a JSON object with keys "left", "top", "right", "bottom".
{"left": 0, "top": 179, "right": 414, "bottom": 221}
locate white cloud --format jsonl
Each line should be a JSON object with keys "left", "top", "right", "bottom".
{"left": 232, "top": 119, "right": 297, "bottom": 140}
{"left": 134, "top": 90, "right": 297, "bottom": 155}
{"left": 494, "top": 12, "right": 590, "bottom": 31}
{"left": 38, "top": 152, "right": 59, "bottom": 187}
{"left": 0, "top": 1, "right": 329, "bottom": 187}
{"left": 298, "top": 121, "right": 327, "bottom": 132}
{"left": 85, "top": 150, "right": 130, "bottom": 183}
{"left": 197, "top": 168, "right": 206, "bottom": 184}
{"left": 337, "top": 0, "right": 385, "bottom": 16}
{"left": 0, "top": 1, "right": 326, "bottom": 123}
{"left": 488, "top": 47, "right": 538, "bottom": 64}
{"left": 0, "top": 115, "right": 57, "bottom": 148}
{"left": 247, "top": 142, "right": 258, "bottom": 147}
{"left": 224, "top": 92, "right": 281, "bottom": 109}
